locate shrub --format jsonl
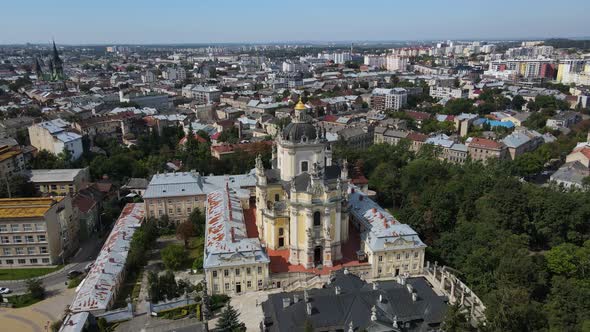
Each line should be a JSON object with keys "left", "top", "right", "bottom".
{"left": 161, "top": 244, "right": 186, "bottom": 270}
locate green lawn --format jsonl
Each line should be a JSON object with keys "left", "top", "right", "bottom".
{"left": 184, "top": 237, "right": 205, "bottom": 270}
{"left": 0, "top": 265, "right": 63, "bottom": 281}
{"left": 7, "top": 293, "right": 44, "bottom": 308}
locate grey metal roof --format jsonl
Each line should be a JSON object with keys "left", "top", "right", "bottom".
{"left": 29, "top": 168, "right": 87, "bottom": 183}
{"left": 143, "top": 171, "right": 256, "bottom": 199}
{"left": 262, "top": 270, "right": 447, "bottom": 332}
{"left": 348, "top": 186, "right": 426, "bottom": 253}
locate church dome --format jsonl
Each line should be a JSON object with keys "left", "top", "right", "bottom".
{"left": 282, "top": 122, "right": 317, "bottom": 142}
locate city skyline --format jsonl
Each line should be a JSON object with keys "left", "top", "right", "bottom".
{"left": 1, "top": 0, "right": 589, "bottom": 45}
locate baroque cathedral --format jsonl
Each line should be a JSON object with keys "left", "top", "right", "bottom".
{"left": 32, "top": 40, "right": 65, "bottom": 81}
{"left": 255, "top": 98, "right": 349, "bottom": 269}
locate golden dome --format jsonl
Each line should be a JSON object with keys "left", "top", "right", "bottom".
{"left": 294, "top": 97, "right": 306, "bottom": 111}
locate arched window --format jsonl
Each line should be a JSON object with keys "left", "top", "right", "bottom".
{"left": 301, "top": 161, "right": 309, "bottom": 173}
{"left": 274, "top": 194, "right": 280, "bottom": 202}
{"left": 313, "top": 211, "right": 321, "bottom": 226}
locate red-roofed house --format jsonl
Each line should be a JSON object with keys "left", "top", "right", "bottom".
{"left": 566, "top": 145, "right": 590, "bottom": 168}
{"left": 211, "top": 141, "right": 273, "bottom": 160}
{"left": 467, "top": 137, "right": 507, "bottom": 162}
{"left": 406, "top": 132, "right": 429, "bottom": 152}
{"left": 179, "top": 134, "right": 208, "bottom": 146}
{"left": 405, "top": 111, "right": 432, "bottom": 128}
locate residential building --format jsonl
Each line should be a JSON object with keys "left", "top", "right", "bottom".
{"left": 386, "top": 55, "right": 408, "bottom": 71}
{"left": 429, "top": 86, "right": 468, "bottom": 99}
{"left": 121, "top": 178, "right": 149, "bottom": 197}
{"left": 546, "top": 111, "right": 581, "bottom": 130}
{"left": 550, "top": 142, "right": 590, "bottom": 189}
{"left": 0, "top": 145, "right": 26, "bottom": 179}
{"left": 143, "top": 171, "right": 257, "bottom": 223}
{"left": 466, "top": 137, "right": 507, "bottom": 162}
{"left": 0, "top": 117, "right": 36, "bottom": 139}
{"left": 141, "top": 71, "right": 157, "bottom": 83}
{"left": 371, "top": 88, "right": 408, "bottom": 111}
{"left": 337, "top": 126, "right": 374, "bottom": 150}
{"left": 501, "top": 128, "right": 544, "bottom": 160}
{"left": 0, "top": 197, "right": 77, "bottom": 267}
{"left": 501, "top": 112, "right": 532, "bottom": 127}
{"left": 550, "top": 161, "right": 589, "bottom": 189}
{"left": 72, "top": 186, "right": 103, "bottom": 240}
{"left": 262, "top": 269, "right": 446, "bottom": 332}
{"left": 363, "top": 55, "right": 386, "bottom": 68}
{"left": 119, "top": 92, "right": 170, "bottom": 111}
{"left": 373, "top": 127, "right": 409, "bottom": 145}
{"left": 425, "top": 134, "right": 468, "bottom": 164}
{"left": 28, "top": 168, "right": 91, "bottom": 196}
{"left": 28, "top": 119, "right": 83, "bottom": 160}
{"left": 181, "top": 85, "right": 221, "bottom": 104}
{"left": 348, "top": 187, "right": 426, "bottom": 278}
{"left": 204, "top": 188, "right": 270, "bottom": 295}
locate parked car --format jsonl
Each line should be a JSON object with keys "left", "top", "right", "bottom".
{"left": 67, "top": 270, "right": 83, "bottom": 279}
{"left": 0, "top": 287, "right": 11, "bottom": 294}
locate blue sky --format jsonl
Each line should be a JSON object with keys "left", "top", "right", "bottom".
{"left": 1, "top": 0, "right": 589, "bottom": 44}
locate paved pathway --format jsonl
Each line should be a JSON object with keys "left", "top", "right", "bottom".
{"left": 0, "top": 287, "right": 75, "bottom": 332}
{"left": 3, "top": 236, "right": 104, "bottom": 294}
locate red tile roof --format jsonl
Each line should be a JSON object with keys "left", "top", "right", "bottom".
{"left": 469, "top": 137, "right": 504, "bottom": 150}
{"left": 405, "top": 111, "right": 432, "bottom": 121}
{"left": 179, "top": 134, "right": 207, "bottom": 145}
{"left": 407, "top": 132, "right": 428, "bottom": 142}
{"left": 573, "top": 146, "right": 590, "bottom": 160}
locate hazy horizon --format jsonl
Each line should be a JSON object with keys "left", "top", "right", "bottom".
{"left": 1, "top": 0, "right": 589, "bottom": 45}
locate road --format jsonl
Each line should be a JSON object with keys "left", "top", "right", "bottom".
{"left": 3, "top": 235, "right": 105, "bottom": 294}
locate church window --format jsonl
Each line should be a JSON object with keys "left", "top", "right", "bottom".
{"left": 313, "top": 211, "right": 321, "bottom": 226}
{"left": 301, "top": 161, "right": 309, "bottom": 173}
{"left": 278, "top": 228, "right": 284, "bottom": 236}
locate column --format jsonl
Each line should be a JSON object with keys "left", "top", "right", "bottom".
{"left": 323, "top": 207, "right": 333, "bottom": 267}
{"left": 289, "top": 207, "right": 299, "bottom": 264}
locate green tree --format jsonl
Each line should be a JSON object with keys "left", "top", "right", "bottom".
{"left": 511, "top": 95, "right": 526, "bottom": 110}
{"left": 216, "top": 303, "right": 246, "bottom": 332}
{"left": 161, "top": 244, "right": 186, "bottom": 270}
{"left": 442, "top": 303, "right": 474, "bottom": 332}
{"left": 176, "top": 221, "right": 195, "bottom": 248}
{"left": 26, "top": 278, "right": 45, "bottom": 300}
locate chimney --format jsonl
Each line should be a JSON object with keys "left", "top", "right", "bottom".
{"left": 370, "top": 305, "right": 377, "bottom": 321}
{"left": 400, "top": 276, "right": 406, "bottom": 285}
{"left": 379, "top": 294, "right": 385, "bottom": 303}
{"left": 372, "top": 282, "right": 378, "bottom": 290}
{"left": 282, "top": 297, "right": 291, "bottom": 309}
{"left": 406, "top": 284, "right": 413, "bottom": 294}
{"left": 412, "top": 292, "right": 418, "bottom": 302}
{"left": 293, "top": 294, "right": 300, "bottom": 303}
{"left": 306, "top": 303, "right": 313, "bottom": 315}
{"left": 304, "top": 290, "right": 310, "bottom": 303}
{"left": 335, "top": 286, "right": 341, "bottom": 295}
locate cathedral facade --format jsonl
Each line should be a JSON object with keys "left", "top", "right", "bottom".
{"left": 32, "top": 40, "right": 65, "bottom": 82}
{"left": 255, "top": 99, "right": 349, "bottom": 269}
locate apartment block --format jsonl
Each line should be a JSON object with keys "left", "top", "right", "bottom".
{"left": 28, "top": 168, "right": 91, "bottom": 196}
{"left": 0, "top": 197, "right": 78, "bottom": 267}
{"left": 28, "top": 119, "right": 83, "bottom": 160}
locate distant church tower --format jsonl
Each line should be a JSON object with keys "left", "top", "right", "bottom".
{"left": 50, "top": 40, "right": 65, "bottom": 81}
{"left": 255, "top": 97, "right": 350, "bottom": 269}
